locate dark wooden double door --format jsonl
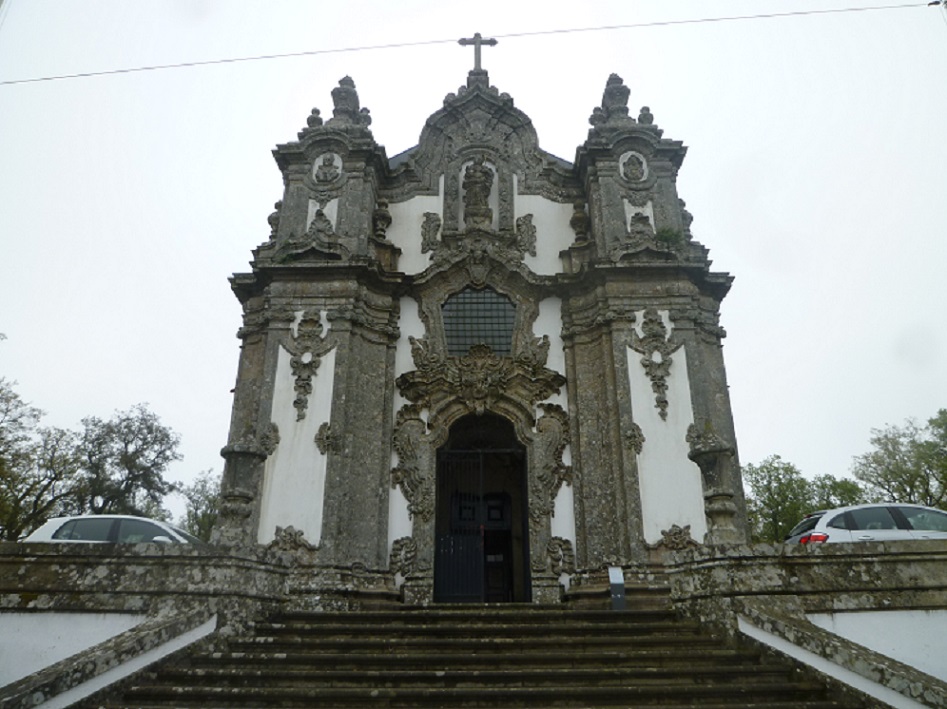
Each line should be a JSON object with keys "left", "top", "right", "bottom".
{"left": 433, "top": 420, "right": 530, "bottom": 603}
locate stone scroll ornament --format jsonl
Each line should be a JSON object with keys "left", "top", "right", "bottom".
{"left": 630, "top": 309, "right": 682, "bottom": 421}
{"left": 546, "top": 537, "right": 576, "bottom": 575}
{"left": 285, "top": 312, "right": 335, "bottom": 421}
{"left": 389, "top": 536, "right": 418, "bottom": 577}
{"left": 530, "top": 403, "right": 572, "bottom": 523}
{"left": 647, "top": 524, "right": 701, "bottom": 551}
{"left": 315, "top": 422, "right": 340, "bottom": 454}
{"left": 390, "top": 405, "right": 435, "bottom": 522}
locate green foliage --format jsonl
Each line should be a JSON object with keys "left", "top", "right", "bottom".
{"left": 0, "top": 380, "right": 82, "bottom": 540}
{"left": 177, "top": 470, "right": 219, "bottom": 542}
{"left": 852, "top": 410, "right": 947, "bottom": 510}
{"left": 809, "top": 474, "right": 868, "bottom": 509}
{"left": 0, "top": 380, "right": 183, "bottom": 540}
{"left": 654, "top": 227, "right": 684, "bottom": 248}
{"left": 743, "top": 455, "right": 812, "bottom": 543}
{"left": 73, "top": 405, "right": 181, "bottom": 516}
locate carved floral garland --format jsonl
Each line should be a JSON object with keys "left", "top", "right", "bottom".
{"left": 630, "top": 309, "right": 681, "bottom": 421}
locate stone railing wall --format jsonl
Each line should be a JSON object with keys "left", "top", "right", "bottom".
{"left": 665, "top": 541, "right": 947, "bottom": 707}
{"left": 0, "top": 541, "right": 398, "bottom": 707}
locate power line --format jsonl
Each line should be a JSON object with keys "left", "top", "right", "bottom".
{"left": 0, "top": 2, "right": 934, "bottom": 87}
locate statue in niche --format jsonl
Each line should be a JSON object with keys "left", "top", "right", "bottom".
{"left": 462, "top": 156, "right": 494, "bottom": 230}
{"left": 315, "top": 154, "right": 340, "bottom": 184}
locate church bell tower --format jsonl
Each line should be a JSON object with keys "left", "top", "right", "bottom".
{"left": 213, "top": 45, "right": 747, "bottom": 604}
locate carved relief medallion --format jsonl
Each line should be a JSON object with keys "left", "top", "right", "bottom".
{"left": 619, "top": 151, "right": 648, "bottom": 183}
{"left": 313, "top": 153, "right": 341, "bottom": 184}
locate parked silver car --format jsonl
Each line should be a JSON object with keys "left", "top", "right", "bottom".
{"left": 785, "top": 503, "right": 947, "bottom": 544}
{"left": 23, "top": 515, "right": 205, "bottom": 545}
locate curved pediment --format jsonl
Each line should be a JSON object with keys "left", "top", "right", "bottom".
{"left": 385, "top": 72, "right": 579, "bottom": 203}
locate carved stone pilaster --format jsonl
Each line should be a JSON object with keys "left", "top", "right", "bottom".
{"left": 630, "top": 309, "right": 681, "bottom": 421}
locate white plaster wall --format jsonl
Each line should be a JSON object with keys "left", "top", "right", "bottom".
{"left": 306, "top": 197, "right": 339, "bottom": 231}
{"left": 623, "top": 198, "right": 655, "bottom": 232}
{"left": 387, "top": 296, "right": 426, "bottom": 552}
{"left": 627, "top": 311, "right": 706, "bottom": 543}
{"left": 0, "top": 612, "right": 145, "bottom": 687}
{"left": 386, "top": 177, "right": 444, "bottom": 276}
{"left": 515, "top": 189, "right": 576, "bottom": 277}
{"left": 808, "top": 610, "right": 947, "bottom": 683}
{"left": 257, "top": 317, "right": 336, "bottom": 545}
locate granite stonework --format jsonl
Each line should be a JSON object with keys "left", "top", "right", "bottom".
{"left": 4, "top": 542, "right": 947, "bottom": 706}
{"left": 213, "top": 67, "right": 746, "bottom": 603}
{"left": 666, "top": 540, "right": 947, "bottom": 707}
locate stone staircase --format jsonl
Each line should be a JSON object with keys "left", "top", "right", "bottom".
{"left": 93, "top": 595, "right": 867, "bottom": 708}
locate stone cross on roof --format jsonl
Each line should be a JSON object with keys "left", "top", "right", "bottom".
{"left": 458, "top": 33, "right": 498, "bottom": 72}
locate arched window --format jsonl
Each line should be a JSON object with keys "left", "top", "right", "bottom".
{"left": 442, "top": 287, "right": 515, "bottom": 356}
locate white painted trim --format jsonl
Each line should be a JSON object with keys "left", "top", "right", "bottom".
{"left": 737, "top": 616, "right": 926, "bottom": 709}
{"left": 39, "top": 615, "right": 217, "bottom": 709}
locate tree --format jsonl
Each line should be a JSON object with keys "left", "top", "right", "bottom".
{"left": 72, "top": 404, "right": 181, "bottom": 516}
{"left": 852, "top": 410, "right": 947, "bottom": 510}
{"left": 743, "top": 455, "right": 813, "bottom": 543}
{"left": 809, "top": 474, "right": 868, "bottom": 510}
{"left": 0, "top": 381, "right": 82, "bottom": 540}
{"left": 0, "top": 382, "right": 183, "bottom": 539}
{"left": 178, "top": 470, "right": 220, "bottom": 542}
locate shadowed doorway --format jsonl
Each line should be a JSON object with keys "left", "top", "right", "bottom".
{"left": 433, "top": 413, "right": 530, "bottom": 603}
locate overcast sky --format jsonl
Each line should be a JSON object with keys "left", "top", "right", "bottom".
{"left": 1, "top": 0, "right": 945, "bottom": 516}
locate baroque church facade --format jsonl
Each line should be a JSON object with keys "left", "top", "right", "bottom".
{"left": 213, "top": 55, "right": 747, "bottom": 604}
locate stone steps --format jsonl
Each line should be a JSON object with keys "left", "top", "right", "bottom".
{"left": 108, "top": 683, "right": 851, "bottom": 708}
{"left": 94, "top": 599, "right": 867, "bottom": 708}
{"left": 196, "top": 647, "right": 767, "bottom": 670}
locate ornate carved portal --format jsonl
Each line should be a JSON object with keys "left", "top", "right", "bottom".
{"left": 391, "top": 259, "right": 570, "bottom": 602}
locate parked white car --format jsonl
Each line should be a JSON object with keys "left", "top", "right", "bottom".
{"left": 785, "top": 503, "right": 947, "bottom": 545}
{"left": 23, "top": 515, "right": 205, "bottom": 546}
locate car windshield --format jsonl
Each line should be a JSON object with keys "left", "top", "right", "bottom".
{"left": 786, "top": 513, "right": 823, "bottom": 539}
